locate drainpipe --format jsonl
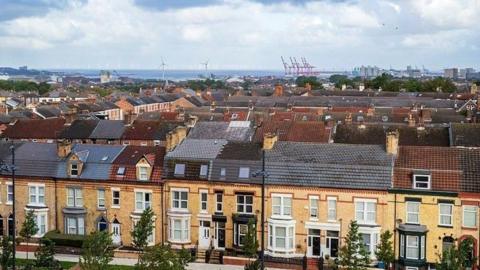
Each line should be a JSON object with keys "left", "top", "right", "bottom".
{"left": 55, "top": 177, "right": 59, "bottom": 230}
{"left": 161, "top": 182, "right": 164, "bottom": 245}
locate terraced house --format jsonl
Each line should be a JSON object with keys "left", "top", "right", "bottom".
{"left": 0, "top": 141, "right": 167, "bottom": 246}
{"left": 162, "top": 134, "right": 395, "bottom": 260}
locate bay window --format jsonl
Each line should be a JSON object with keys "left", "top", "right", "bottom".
{"left": 268, "top": 222, "right": 295, "bottom": 253}
{"left": 168, "top": 217, "right": 190, "bottom": 243}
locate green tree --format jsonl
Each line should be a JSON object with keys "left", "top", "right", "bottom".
{"left": 296, "top": 76, "right": 323, "bottom": 90}
{"left": 329, "top": 75, "right": 353, "bottom": 89}
{"left": 136, "top": 244, "right": 190, "bottom": 270}
{"left": 131, "top": 208, "right": 154, "bottom": 252}
{"left": 242, "top": 219, "right": 259, "bottom": 258}
{"left": 20, "top": 210, "right": 39, "bottom": 261}
{"left": 437, "top": 236, "right": 476, "bottom": 270}
{"left": 35, "top": 237, "right": 61, "bottom": 269}
{"left": 79, "top": 230, "right": 114, "bottom": 270}
{"left": 0, "top": 236, "right": 13, "bottom": 270}
{"left": 244, "top": 259, "right": 261, "bottom": 270}
{"left": 338, "top": 220, "right": 370, "bottom": 270}
{"left": 375, "top": 230, "right": 394, "bottom": 270}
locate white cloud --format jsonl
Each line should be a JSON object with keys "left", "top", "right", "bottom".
{"left": 0, "top": 0, "right": 478, "bottom": 69}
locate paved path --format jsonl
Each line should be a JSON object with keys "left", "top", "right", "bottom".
{"left": 16, "top": 251, "right": 286, "bottom": 269}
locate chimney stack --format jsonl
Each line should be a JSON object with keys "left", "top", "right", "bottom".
{"left": 345, "top": 113, "right": 352, "bottom": 124}
{"left": 263, "top": 132, "right": 278, "bottom": 150}
{"left": 407, "top": 113, "right": 416, "bottom": 127}
{"left": 386, "top": 130, "right": 399, "bottom": 155}
{"left": 273, "top": 85, "right": 284, "bottom": 97}
{"left": 165, "top": 126, "right": 187, "bottom": 152}
{"left": 57, "top": 140, "right": 72, "bottom": 158}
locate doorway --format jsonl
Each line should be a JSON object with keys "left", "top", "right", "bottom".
{"left": 307, "top": 229, "right": 321, "bottom": 257}
{"left": 199, "top": 220, "right": 211, "bottom": 248}
{"left": 214, "top": 222, "right": 225, "bottom": 249}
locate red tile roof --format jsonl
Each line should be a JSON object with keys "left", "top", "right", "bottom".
{"left": 254, "top": 120, "right": 330, "bottom": 143}
{"left": 4, "top": 118, "right": 66, "bottom": 139}
{"left": 110, "top": 146, "right": 165, "bottom": 182}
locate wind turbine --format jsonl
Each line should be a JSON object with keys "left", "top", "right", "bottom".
{"left": 160, "top": 57, "right": 168, "bottom": 90}
{"left": 201, "top": 60, "right": 209, "bottom": 78}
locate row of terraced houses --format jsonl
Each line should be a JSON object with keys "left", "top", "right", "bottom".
{"left": 0, "top": 129, "right": 479, "bottom": 270}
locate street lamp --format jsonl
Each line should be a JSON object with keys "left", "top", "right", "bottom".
{"left": 0, "top": 145, "right": 16, "bottom": 269}
{"left": 252, "top": 149, "right": 268, "bottom": 270}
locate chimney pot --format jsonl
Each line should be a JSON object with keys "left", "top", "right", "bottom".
{"left": 386, "top": 130, "right": 399, "bottom": 155}
{"left": 263, "top": 132, "right": 278, "bottom": 150}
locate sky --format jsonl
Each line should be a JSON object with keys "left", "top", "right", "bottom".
{"left": 0, "top": 0, "right": 479, "bottom": 71}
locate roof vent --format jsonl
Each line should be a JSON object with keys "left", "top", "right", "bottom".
{"left": 101, "top": 156, "right": 108, "bottom": 161}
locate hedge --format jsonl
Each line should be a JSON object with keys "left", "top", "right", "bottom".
{"left": 44, "top": 230, "right": 86, "bottom": 248}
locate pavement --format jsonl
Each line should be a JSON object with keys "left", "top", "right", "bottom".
{"left": 16, "top": 251, "right": 286, "bottom": 269}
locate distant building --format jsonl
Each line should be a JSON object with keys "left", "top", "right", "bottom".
{"left": 353, "top": 65, "right": 382, "bottom": 78}
{"left": 459, "top": 68, "right": 475, "bottom": 79}
{"left": 100, "top": 70, "right": 112, "bottom": 84}
{"left": 444, "top": 68, "right": 458, "bottom": 79}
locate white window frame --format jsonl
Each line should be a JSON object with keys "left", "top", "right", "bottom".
{"left": 199, "top": 189, "right": 208, "bottom": 213}
{"left": 135, "top": 190, "right": 152, "bottom": 212}
{"left": 272, "top": 194, "right": 292, "bottom": 218}
{"left": 138, "top": 166, "right": 149, "bottom": 181}
{"left": 200, "top": 165, "right": 208, "bottom": 178}
{"left": 6, "top": 183, "right": 13, "bottom": 205}
{"left": 171, "top": 189, "right": 188, "bottom": 210}
{"left": 215, "top": 192, "right": 223, "bottom": 212}
{"left": 238, "top": 167, "right": 250, "bottom": 179}
{"left": 111, "top": 188, "right": 120, "bottom": 208}
{"left": 439, "top": 203, "right": 453, "bottom": 226}
{"left": 463, "top": 205, "right": 477, "bottom": 228}
{"left": 220, "top": 168, "right": 226, "bottom": 178}
{"left": 97, "top": 189, "right": 106, "bottom": 209}
{"left": 66, "top": 216, "right": 85, "bottom": 235}
{"left": 268, "top": 222, "right": 295, "bottom": 253}
{"left": 309, "top": 196, "right": 318, "bottom": 220}
{"left": 237, "top": 194, "right": 253, "bottom": 214}
{"left": 406, "top": 201, "right": 420, "bottom": 224}
{"left": 174, "top": 163, "right": 186, "bottom": 175}
{"left": 67, "top": 187, "right": 83, "bottom": 207}
{"left": 28, "top": 184, "right": 45, "bottom": 206}
{"left": 406, "top": 235, "right": 419, "bottom": 259}
{"left": 355, "top": 199, "right": 376, "bottom": 224}
{"left": 327, "top": 197, "right": 337, "bottom": 221}
{"left": 35, "top": 212, "right": 48, "bottom": 237}
{"left": 168, "top": 217, "right": 190, "bottom": 243}
{"left": 413, "top": 174, "right": 431, "bottom": 190}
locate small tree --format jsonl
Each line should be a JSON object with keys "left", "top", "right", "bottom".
{"left": 131, "top": 208, "right": 154, "bottom": 252}
{"left": 338, "top": 220, "right": 370, "bottom": 270}
{"left": 244, "top": 259, "right": 262, "bottom": 270}
{"left": 136, "top": 244, "right": 190, "bottom": 270}
{"left": 243, "top": 219, "right": 259, "bottom": 258}
{"left": 375, "top": 230, "right": 394, "bottom": 270}
{"left": 0, "top": 236, "right": 13, "bottom": 270}
{"left": 35, "top": 237, "right": 61, "bottom": 269}
{"left": 437, "top": 237, "right": 476, "bottom": 270}
{"left": 19, "top": 210, "right": 39, "bottom": 261}
{"left": 79, "top": 230, "right": 114, "bottom": 270}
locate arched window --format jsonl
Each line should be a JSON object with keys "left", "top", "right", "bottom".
{"left": 97, "top": 216, "right": 108, "bottom": 232}
{"left": 442, "top": 236, "right": 455, "bottom": 254}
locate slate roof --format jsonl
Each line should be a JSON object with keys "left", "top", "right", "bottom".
{"left": 4, "top": 118, "right": 66, "bottom": 139}
{"left": 60, "top": 120, "right": 99, "bottom": 139}
{"left": 89, "top": 120, "right": 125, "bottom": 139}
{"left": 166, "top": 139, "right": 228, "bottom": 160}
{"left": 35, "top": 106, "right": 62, "bottom": 118}
{"left": 265, "top": 142, "right": 393, "bottom": 190}
{"left": 254, "top": 121, "right": 330, "bottom": 143}
{"left": 450, "top": 123, "right": 480, "bottom": 147}
{"left": 5, "top": 143, "right": 60, "bottom": 177}
{"left": 188, "top": 121, "right": 254, "bottom": 142}
{"left": 334, "top": 124, "right": 450, "bottom": 146}
{"left": 56, "top": 144, "right": 125, "bottom": 180}
{"left": 217, "top": 141, "right": 262, "bottom": 160}
{"left": 122, "top": 120, "right": 182, "bottom": 140}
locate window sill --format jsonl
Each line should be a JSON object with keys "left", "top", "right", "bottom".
{"left": 168, "top": 239, "right": 191, "bottom": 244}
{"left": 6, "top": 202, "right": 12, "bottom": 205}
{"left": 438, "top": 224, "right": 453, "bottom": 228}
{"left": 309, "top": 218, "right": 319, "bottom": 222}
{"left": 97, "top": 207, "right": 106, "bottom": 211}
{"left": 462, "top": 226, "right": 478, "bottom": 231}
{"left": 111, "top": 205, "right": 120, "bottom": 209}
{"left": 270, "top": 215, "right": 293, "bottom": 220}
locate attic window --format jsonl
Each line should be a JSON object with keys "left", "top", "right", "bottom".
{"left": 413, "top": 174, "right": 431, "bottom": 190}
{"left": 101, "top": 156, "right": 108, "bottom": 161}
{"left": 174, "top": 164, "right": 186, "bottom": 176}
{"left": 70, "top": 164, "right": 79, "bottom": 176}
{"left": 117, "top": 167, "right": 126, "bottom": 176}
{"left": 238, "top": 167, "right": 250, "bottom": 179}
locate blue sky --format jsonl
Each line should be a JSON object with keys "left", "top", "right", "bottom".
{"left": 0, "top": 0, "right": 479, "bottom": 70}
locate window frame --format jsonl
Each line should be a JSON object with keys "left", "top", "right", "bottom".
{"left": 199, "top": 189, "right": 208, "bottom": 213}
{"left": 6, "top": 183, "right": 13, "bottom": 205}
{"left": 439, "top": 203, "right": 453, "bottom": 227}
{"left": 67, "top": 187, "right": 83, "bottom": 207}
{"left": 168, "top": 217, "right": 190, "bottom": 243}
{"left": 97, "top": 189, "right": 106, "bottom": 209}
{"left": 236, "top": 194, "right": 253, "bottom": 214}
{"left": 171, "top": 189, "right": 188, "bottom": 210}
{"left": 413, "top": 174, "right": 431, "bottom": 190}
{"left": 463, "top": 205, "right": 477, "bottom": 228}
{"left": 309, "top": 196, "right": 319, "bottom": 219}
{"left": 327, "top": 197, "right": 337, "bottom": 221}
{"left": 355, "top": 199, "right": 376, "bottom": 224}
{"left": 268, "top": 223, "right": 295, "bottom": 253}
{"left": 70, "top": 163, "right": 79, "bottom": 176}
{"left": 238, "top": 167, "right": 250, "bottom": 179}
{"left": 112, "top": 188, "right": 120, "bottom": 208}
{"left": 272, "top": 194, "right": 292, "bottom": 218}
{"left": 215, "top": 192, "right": 223, "bottom": 213}
{"left": 406, "top": 201, "right": 420, "bottom": 224}
{"left": 28, "top": 184, "right": 45, "bottom": 206}
{"left": 174, "top": 163, "right": 186, "bottom": 176}
{"left": 138, "top": 166, "right": 149, "bottom": 181}
{"left": 135, "top": 190, "right": 152, "bottom": 212}
{"left": 199, "top": 164, "right": 209, "bottom": 178}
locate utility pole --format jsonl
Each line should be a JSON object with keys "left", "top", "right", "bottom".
{"left": 1, "top": 144, "right": 16, "bottom": 269}
{"left": 253, "top": 150, "right": 268, "bottom": 270}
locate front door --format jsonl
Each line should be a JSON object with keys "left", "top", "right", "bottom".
{"left": 215, "top": 222, "right": 226, "bottom": 249}
{"left": 326, "top": 231, "right": 339, "bottom": 257}
{"left": 307, "top": 229, "right": 321, "bottom": 257}
{"left": 112, "top": 223, "right": 121, "bottom": 245}
{"left": 199, "top": 221, "right": 211, "bottom": 248}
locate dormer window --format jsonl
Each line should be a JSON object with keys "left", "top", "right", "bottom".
{"left": 70, "top": 164, "right": 79, "bottom": 176}
{"left": 174, "top": 164, "right": 186, "bottom": 176}
{"left": 413, "top": 174, "right": 431, "bottom": 190}
{"left": 138, "top": 166, "right": 149, "bottom": 181}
